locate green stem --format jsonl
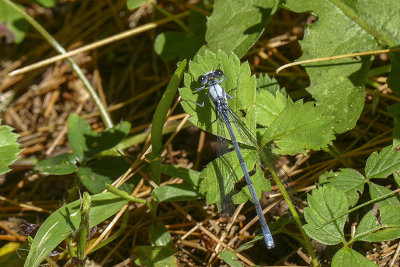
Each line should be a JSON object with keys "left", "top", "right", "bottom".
{"left": 105, "top": 183, "right": 150, "bottom": 208}
{"left": 317, "top": 188, "right": 400, "bottom": 230}
{"left": 77, "top": 192, "right": 91, "bottom": 266}
{"left": 2, "top": 0, "right": 113, "bottom": 128}
{"left": 260, "top": 150, "right": 319, "bottom": 267}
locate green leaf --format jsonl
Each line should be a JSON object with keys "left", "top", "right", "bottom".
{"left": 369, "top": 183, "right": 399, "bottom": 208}
{"left": 179, "top": 50, "right": 257, "bottom": 146}
{"left": 365, "top": 146, "right": 400, "bottom": 179}
{"left": 318, "top": 169, "right": 365, "bottom": 206}
{"left": 24, "top": 193, "right": 128, "bottom": 267}
{"left": 359, "top": 206, "right": 400, "bottom": 242}
{"left": 151, "top": 59, "right": 186, "bottom": 185}
{"left": 353, "top": 211, "right": 382, "bottom": 241}
{"left": 35, "top": 153, "right": 78, "bottom": 175}
{"left": 0, "top": 124, "right": 21, "bottom": 175}
{"left": 0, "top": 1, "right": 29, "bottom": 44}
{"left": 332, "top": 247, "right": 377, "bottom": 267}
{"left": 205, "top": 0, "right": 279, "bottom": 58}
{"left": 67, "top": 114, "right": 130, "bottom": 163}
{"left": 220, "top": 249, "right": 244, "bottom": 267}
{"left": 284, "top": 0, "right": 400, "bottom": 133}
{"left": 153, "top": 183, "right": 200, "bottom": 202}
{"left": 235, "top": 235, "right": 263, "bottom": 252}
{"left": 256, "top": 74, "right": 287, "bottom": 97}
{"left": 149, "top": 224, "right": 173, "bottom": 247}
{"left": 77, "top": 156, "right": 138, "bottom": 194}
{"left": 199, "top": 149, "right": 261, "bottom": 211}
{"left": 160, "top": 164, "right": 200, "bottom": 186}
{"left": 134, "top": 246, "right": 176, "bottom": 267}
{"left": 154, "top": 11, "right": 206, "bottom": 61}
{"left": 303, "top": 186, "right": 348, "bottom": 245}
{"left": 395, "top": 172, "right": 400, "bottom": 188}
{"left": 261, "top": 100, "right": 335, "bottom": 155}
{"left": 126, "top": 0, "right": 147, "bottom": 10}
{"left": 153, "top": 164, "right": 201, "bottom": 202}
{"left": 151, "top": 60, "right": 186, "bottom": 156}
{"left": 256, "top": 89, "right": 290, "bottom": 127}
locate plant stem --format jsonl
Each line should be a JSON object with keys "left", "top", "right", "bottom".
{"left": 260, "top": 149, "right": 319, "bottom": 267}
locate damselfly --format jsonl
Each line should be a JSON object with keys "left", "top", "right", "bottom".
{"left": 188, "top": 68, "right": 277, "bottom": 249}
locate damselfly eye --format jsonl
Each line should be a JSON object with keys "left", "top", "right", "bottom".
{"left": 214, "top": 69, "right": 224, "bottom": 78}
{"left": 198, "top": 75, "right": 208, "bottom": 85}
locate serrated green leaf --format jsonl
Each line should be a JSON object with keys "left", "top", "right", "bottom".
{"left": 24, "top": 193, "right": 128, "bottom": 267}
{"left": 35, "top": 153, "right": 78, "bottom": 175}
{"left": 318, "top": 169, "right": 365, "bottom": 206}
{"left": 284, "top": 0, "right": 400, "bottom": 133}
{"left": 355, "top": 207, "right": 400, "bottom": 242}
{"left": 369, "top": 183, "right": 399, "bottom": 208}
{"left": 68, "top": 114, "right": 130, "bottom": 163}
{"left": 134, "top": 246, "right": 175, "bottom": 267}
{"left": 303, "top": 186, "right": 348, "bottom": 245}
{"left": 262, "top": 100, "right": 335, "bottom": 155}
{"left": 256, "top": 74, "right": 286, "bottom": 97}
{"left": 77, "top": 156, "right": 138, "bottom": 194}
{"left": 199, "top": 149, "right": 260, "bottom": 210}
{"left": 0, "top": 1, "right": 29, "bottom": 44}
{"left": 149, "top": 224, "right": 173, "bottom": 247}
{"left": 365, "top": 146, "right": 400, "bottom": 179}
{"left": 380, "top": 205, "right": 400, "bottom": 227}
{"left": 220, "top": 249, "right": 244, "bottom": 267}
{"left": 126, "top": 0, "right": 147, "bottom": 10}
{"left": 353, "top": 211, "right": 382, "bottom": 241}
{"left": 179, "top": 50, "right": 257, "bottom": 146}
{"left": 332, "top": 247, "right": 377, "bottom": 267}
{"left": 256, "top": 89, "right": 290, "bottom": 127}
{"left": 0, "top": 124, "right": 21, "bottom": 175}
{"left": 205, "top": 0, "right": 279, "bottom": 58}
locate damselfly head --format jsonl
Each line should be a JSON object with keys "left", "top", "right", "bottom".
{"left": 198, "top": 74, "right": 208, "bottom": 85}
{"left": 213, "top": 69, "right": 224, "bottom": 78}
